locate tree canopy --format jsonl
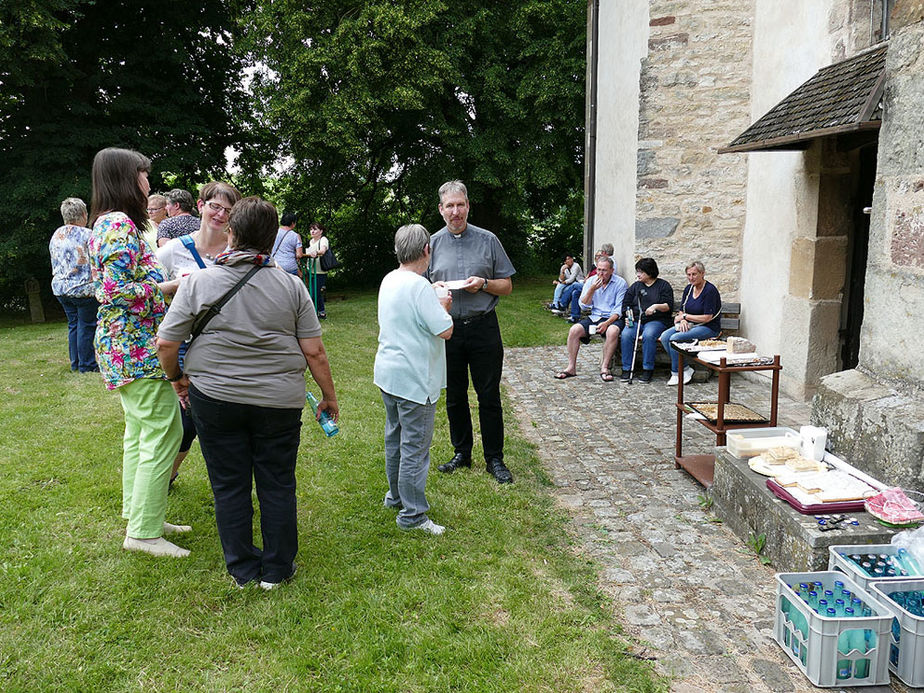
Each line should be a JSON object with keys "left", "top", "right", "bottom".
{"left": 238, "top": 0, "right": 585, "bottom": 280}
{"left": 0, "top": 0, "right": 245, "bottom": 305}
{"left": 0, "top": 0, "right": 585, "bottom": 307}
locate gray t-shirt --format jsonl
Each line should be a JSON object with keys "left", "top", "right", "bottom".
{"left": 428, "top": 223, "right": 516, "bottom": 319}
{"left": 272, "top": 228, "right": 302, "bottom": 274}
{"left": 157, "top": 263, "right": 322, "bottom": 409}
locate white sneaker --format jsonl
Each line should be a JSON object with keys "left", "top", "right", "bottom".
{"left": 411, "top": 518, "right": 445, "bottom": 536}
{"left": 259, "top": 563, "right": 297, "bottom": 591}
{"left": 123, "top": 536, "right": 190, "bottom": 558}
{"left": 163, "top": 521, "right": 192, "bottom": 534}
{"left": 683, "top": 366, "right": 695, "bottom": 384}
{"left": 667, "top": 373, "right": 679, "bottom": 386}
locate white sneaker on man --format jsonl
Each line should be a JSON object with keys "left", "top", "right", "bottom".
{"left": 683, "top": 366, "right": 695, "bottom": 384}
{"left": 667, "top": 373, "right": 679, "bottom": 386}
{"left": 411, "top": 518, "right": 445, "bottom": 536}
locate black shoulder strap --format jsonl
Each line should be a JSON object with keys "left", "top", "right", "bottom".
{"left": 189, "top": 265, "right": 262, "bottom": 342}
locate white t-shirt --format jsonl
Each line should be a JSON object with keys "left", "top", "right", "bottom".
{"left": 156, "top": 236, "right": 216, "bottom": 280}
{"left": 306, "top": 236, "right": 330, "bottom": 274}
{"left": 373, "top": 269, "right": 453, "bottom": 405}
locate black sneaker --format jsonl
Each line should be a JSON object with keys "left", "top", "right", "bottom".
{"left": 639, "top": 369, "right": 653, "bottom": 383}
{"left": 620, "top": 370, "right": 631, "bottom": 381}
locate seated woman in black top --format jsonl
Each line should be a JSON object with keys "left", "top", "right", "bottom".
{"left": 619, "top": 257, "right": 674, "bottom": 382}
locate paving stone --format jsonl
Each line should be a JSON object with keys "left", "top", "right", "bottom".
{"left": 502, "top": 345, "right": 825, "bottom": 692}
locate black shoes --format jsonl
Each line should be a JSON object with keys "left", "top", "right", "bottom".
{"left": 486, "top": 458, "right": 513, "bottom": 484}
{"left": 638, "top": 369, "right": 654, "bottom": 383}
{"left": 438, "top": 452, "right": 472, "bottom": 473}
{"left": 620, "top": 370, "right": 632, "bottom": 381}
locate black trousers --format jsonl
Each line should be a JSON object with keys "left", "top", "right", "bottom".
{"left": 189, "top": 384, "right": 301, "bottom": 585}
{"left": 445, "top": 310, "right": 505, "bottom": 461}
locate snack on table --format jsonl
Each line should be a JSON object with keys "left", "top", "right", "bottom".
{"left": 785, "top": 455, "right": 819, "bottom": 472}
{"left": 765, "top": 446, "right": 799, "bottom": 463}
{"left": 698, "top": 339, "right": 725, "bottom": 348}
{"left": 727, "top": 336, "right": 756, "bottom": 354}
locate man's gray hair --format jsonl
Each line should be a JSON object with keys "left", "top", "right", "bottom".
{"left": 395, "top": 223, "right": 431, "bottom": 264}
{"left": 600, "top": 243, "right": 614, "bottom": 256}
{"left": 165, "top": 188, "right": 195, "bottom": 213}
{"left": 686, "top": 260, "right": 705, "bottom": 274}
{"left": 60, "top": 197, "right": 87, "bottom": 225}
{"left": 597, "top": 255, "right": 614, "bottom": 270}
{"left": 438, "top": 180, "right": 468, "bottom": 204}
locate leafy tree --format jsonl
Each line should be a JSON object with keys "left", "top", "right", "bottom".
{"left": 238, "top": 0, "right": 585, "bottom": 282}
{"left": 0, "top": 0, "right": 245, "bottom": 307}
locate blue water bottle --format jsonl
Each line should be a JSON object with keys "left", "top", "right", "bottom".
{"left": 306, "top": 391, "right": 339, "bottom": 437}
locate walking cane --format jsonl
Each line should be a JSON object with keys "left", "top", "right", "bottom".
{"left": 627, "top": 292, "right": 644, "bottom": 384}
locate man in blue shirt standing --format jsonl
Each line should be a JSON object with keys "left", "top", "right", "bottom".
{"left": 428, "top": 180, "right": 516, "bottom": 484}
{"left": 554, "top": 256, "right": 627, "bottom": 382}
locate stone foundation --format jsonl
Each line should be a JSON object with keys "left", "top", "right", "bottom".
{"left": 813, "top": 368, "right": 924, "bottom": 489}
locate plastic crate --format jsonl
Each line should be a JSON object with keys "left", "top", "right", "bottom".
{"left": 828, "top": 544, "right": 924, "bottom": 593}
{"left": 775, "top": 571, "right": 892, "bottom": 687}
{"left": 870, "top": 579, "right": 924, "bottom": 687}
{"left": 725, "top": 426, "right": 799, "bottom": 458}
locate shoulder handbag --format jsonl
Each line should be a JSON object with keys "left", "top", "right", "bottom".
{"left": 188, "top": 266, "right": 262, "bottom": 343}
{"left": 318, "top": 239, "right": 340, "bottom": 271}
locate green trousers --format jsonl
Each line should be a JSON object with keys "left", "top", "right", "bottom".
{"left": 117, "top": 378, "right": 182, "bottom": 538}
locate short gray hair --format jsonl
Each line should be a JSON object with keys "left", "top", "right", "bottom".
{"left": 438, "top": 180, "right": 468, "bottom": 204}
{"left": 394, "top": 224, "right": 430, "bottom": 264}
{"left": 686, "top": 260, "right": 705, "bottom": 274}
{"left": 596, "top": 255, "right": 614, "bottom": 270}
{"left": 165, "top": 188, "right": 195, "bottom": 212}
{"left": 60, "top": 197, "right": 87, "bottom": 225}
{"left": 600, "top": 243, "right": 614, "bottom": 256}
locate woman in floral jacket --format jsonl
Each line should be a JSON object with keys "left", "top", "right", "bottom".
{"left": 88, "top": 147, "right": 189, "bottom": 558}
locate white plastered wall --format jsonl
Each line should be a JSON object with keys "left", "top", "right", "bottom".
{"left": 592, "top": 0, "right": 649, "bottom": 279}
{"left": 739, "top": 0, "right": 835, "bottom": 399}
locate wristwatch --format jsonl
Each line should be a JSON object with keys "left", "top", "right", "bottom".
{"left": 482, "top": 278, "right": 489, "bottom": 291}
{"left": 168, "top": 371, "right": 184, "bottom": 382}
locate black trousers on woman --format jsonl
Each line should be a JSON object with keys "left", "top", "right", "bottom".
{"left": 189, "top": 384, "right": 302, "bottom": 586}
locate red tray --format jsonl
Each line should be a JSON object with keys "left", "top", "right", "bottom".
{"left": 766, "top": 478, "right": 867, "bottom": 514}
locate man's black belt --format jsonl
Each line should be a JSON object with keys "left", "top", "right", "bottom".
{"left": 454, "top": 310, "right": 495, "bottom": 326}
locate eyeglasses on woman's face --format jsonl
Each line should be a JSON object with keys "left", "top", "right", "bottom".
{"left": 206, "top": 200, "right": 233, "bottom": 215}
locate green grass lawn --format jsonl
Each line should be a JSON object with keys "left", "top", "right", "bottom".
{"left": 0, "top": 278, "right": 663, "bottom": 692}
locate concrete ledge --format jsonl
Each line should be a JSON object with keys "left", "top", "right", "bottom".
{"left": 710, "top": 448, "right": 897, "bottom": 571}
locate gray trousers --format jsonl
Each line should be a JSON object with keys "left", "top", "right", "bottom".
{"left": 380, "top": 390, "right": 436, "bottom": 528}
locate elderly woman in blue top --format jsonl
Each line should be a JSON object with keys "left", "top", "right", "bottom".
{"left": 659, "top": 261, "right": 722, "bottom": 385}
{"left": 374, "top": 224, "right": 453, "bottom": 536}
{"left": 49, "top": 197, "right": 99, "bottom": 372}
{"left": 619, "top": 257, "right": 675, "bottom": 383}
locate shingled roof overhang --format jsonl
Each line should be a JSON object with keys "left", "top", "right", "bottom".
{"left": 719, "top": 44, "right": 887, "bottom": 154}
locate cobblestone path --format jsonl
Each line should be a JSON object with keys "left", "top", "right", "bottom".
{"left": 503, "top": 344, "right": 898, "bottom": 693}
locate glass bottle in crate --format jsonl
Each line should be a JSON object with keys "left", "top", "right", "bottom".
{"left": 837, "top": 618, "right": 853, "bottom": 681}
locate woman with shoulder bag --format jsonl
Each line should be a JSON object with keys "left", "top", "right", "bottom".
{"left": 304, "top": 221, "right": 331, "bottom": 318}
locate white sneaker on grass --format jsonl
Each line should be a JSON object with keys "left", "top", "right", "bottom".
{"left": 163, "top": 521, "right": 192, "bottom": 534}
{"left": 259, "top": 564, "right": 297, "bottom": 591}
{"left": 123, "top": 536, "right": 190, "bottom": 558}
{"left": 410, "top": 518, "right": 445, "bottom": 536}
{"left": 683, "top": 366, "right": 695, "bottom": 384}
{"left": 667, "top": 373, "right": 679, "bottom": 386}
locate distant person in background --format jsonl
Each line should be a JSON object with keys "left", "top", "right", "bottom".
{"left": 144, "top": 194, "right": 168, "bottom": 250}
{"left": 304, "top": 221, "right": 330, "bottom": 318}
{"left": 548, "top": 253, "right": 584, "bottom": 311}
{"left": 374, "top": 224, "right": 453, "bottom": 535}
{"left": 88, "top": 147, "right": 188, "bottom": 558}
{"left": 49, "top": 197, "right": 99, "bottom": 373}
{"left": 157, "top": 189, "right": 199, "bottom": 247}
{"left": 271, "top": 212, "right": 303, "bottom": 277}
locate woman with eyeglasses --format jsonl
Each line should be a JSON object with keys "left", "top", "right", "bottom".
{"left": 88, "top": 147, "right": 189, "bottom": 558}
{"left": 156, "top": 181, "right": 242, "bottom": 486}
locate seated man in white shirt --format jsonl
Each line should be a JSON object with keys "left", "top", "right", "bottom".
{"left": 554, "top": 256, "right": 627, "bottom": 382}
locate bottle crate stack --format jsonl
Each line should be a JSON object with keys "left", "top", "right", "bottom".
{"left": 828, "top": 544, "right": 924, "bottom": 593}
{"left": 775, "top": 571, "right": 892, "bottom": 687}
{"left": 870, "top": 578, "right": 924, "bottom": 687}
